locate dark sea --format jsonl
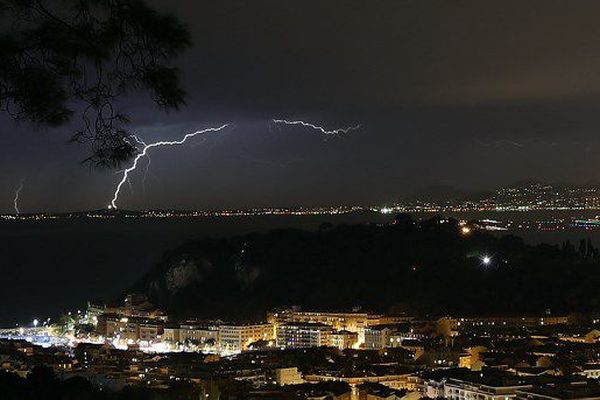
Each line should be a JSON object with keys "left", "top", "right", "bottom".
{"left": 1, "top": 210, "right": 600, "bottom": 326}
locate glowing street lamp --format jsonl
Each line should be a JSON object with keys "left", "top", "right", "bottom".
{"left": 482, "top": 256, "right": 491, "bottom": 265}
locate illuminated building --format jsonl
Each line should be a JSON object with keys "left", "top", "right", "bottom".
{"left": 179, "top": 323, "right": 219, "bottom": 343}
{"left": 578, "top": 365, "right": 600, "bottom": 379}
{"left": 276, "top": 322, "right": 332, "bottom": 348}
{"left": 330, "top": 330, "right": 359, "bottom": 349}
{"left": 268, "top": 308, "right": 370, "bottom": 332}
{"left": 84, "top": 302, "right": 106, "bottom": 325}
{"left": 273, "top": 367, "right": 304, "bottom": 385}
{"left": 364, "top": 325, "right": 393, "bottom": 350}
{"left": 305, "top": 372, "right": 418, "bottom": 392}
{"left": 515, "top": 383, "right": 600, "bottom": 400}
{"left": 99, "top": 315, "right": 138, "bottom": 340}
{"left": 560, "top": 329, "right": 600, "bottom": 344}
{"left": 267, "top": 308, "right": 409, "bottom": 344}
{"left": 457, "top": 316, "right": 568, "bottom": 330}
{"left": 443, "top": 377, "right": 531, "bottom": 400}
{"left": 218, "top": 323, "right": 273, "bottom": 352}
{"left": 162, "top": 325, "right": 180, "bottom": 342}
{"left": 97, "top": 314, "right": 163, "bottom": 342}
{"left": 139, "top": 321, "right": 162, "bottom": 342}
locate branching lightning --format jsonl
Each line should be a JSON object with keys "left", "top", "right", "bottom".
{"left": 110, "top": 124, "right": 230, "bottom": 209}
{"left": 13, "top": 180, "right": 24, "bottom": 215}
{"left": 272, "top": 119, "right": 360, "bottom": 137}
{"left": 128, "top": 134, "right": 153, "bottom": 191}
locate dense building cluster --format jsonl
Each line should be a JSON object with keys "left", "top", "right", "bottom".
{"left": 5, "top": 295, "right": 600, "bottom": 399}
{"left": 390, "top": 183, "right": 600, "bottom": 214}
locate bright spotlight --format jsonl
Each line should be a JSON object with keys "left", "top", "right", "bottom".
{"left": 33, "top": 319, "right": 38, "bottom": 328}
{"left": 482, "top": 256, "right": 491, "bottom": 265}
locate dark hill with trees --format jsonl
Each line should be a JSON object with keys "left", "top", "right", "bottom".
{"left": 131, "top": 215, "right": 600, "bottom": 321}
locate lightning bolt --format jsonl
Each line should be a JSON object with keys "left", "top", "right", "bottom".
{"left": 13, "top": 180, "right": 24, "bottom": 215}
{"left": 110, "top": 124, "right": 230, "bottom": 209}
{"left": 128, "top": 134, "right": 153, "bottom": 192}
{"left": 272, "top": 119, "right": 360, "bottom": 137}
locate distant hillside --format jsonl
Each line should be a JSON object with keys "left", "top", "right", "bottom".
{"left": 131, "top": 216, "right": 600, "bottom": 320}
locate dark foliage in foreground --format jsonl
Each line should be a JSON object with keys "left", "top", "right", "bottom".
{"left": 132, "top": 215, "right": 600, "bottom": 320}
{"left": 0, "top": 366, "right": 200, "bottom": 400}
{"left": 0, "top": 0, "right": 190, "bottom": 166}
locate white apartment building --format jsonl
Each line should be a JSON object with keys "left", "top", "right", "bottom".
{"left": 219, "top": 323, "right": 274, "bottom": 352}
{"left": 276, "top": 322, "right": 331, "bottom": 348}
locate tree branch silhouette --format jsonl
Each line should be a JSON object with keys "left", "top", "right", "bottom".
{"left": 0, "top": 0, "right": 191, "bottom": 167}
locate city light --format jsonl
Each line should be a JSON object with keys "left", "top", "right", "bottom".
{"left": 482, "top": 256, "right": 491, "bottom": 265}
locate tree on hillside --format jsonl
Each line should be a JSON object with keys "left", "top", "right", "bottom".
{"left": 0, "top": 0, "right": 190, "bottom": 166}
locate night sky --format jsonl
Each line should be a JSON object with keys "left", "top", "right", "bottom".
{"left": 3, "top": 1, "right": 600, "bottom": 213}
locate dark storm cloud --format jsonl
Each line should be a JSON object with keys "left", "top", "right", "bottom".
{"left": 153, "top": 0, "right": 600, "bottom": 111}
{"left": 4, "top": 0, "right": 600, "bottom": 212}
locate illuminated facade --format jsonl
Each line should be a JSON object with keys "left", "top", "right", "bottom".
{"left": 218, "top": 323, "right": 274, "bottom": 352}
{"left": 364, "top": 325, "right": 393, "bottom": 350}
{"left": 276, "top": 322, "right": 331, "bottom": 348}
{"left": 273, "top": 367, "right": 304, "bottom": 385}
{"left": 179, "top": 324, "right": 219, "bottom": 343}
{"left": 97, "top": 314, "right": 163, "bottom": 342}
{"left": 268, "top": 309, "right": 371, "bottom": 333}
{"left": 330, "top": 330, "right": 359, "bottom": 349}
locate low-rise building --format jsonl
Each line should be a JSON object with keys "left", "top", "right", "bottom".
{"left": 273, "top": 367, "right": 304, "bottom": 385}
{"left": 444, "top": 377, "right": 531, "bottom": 400}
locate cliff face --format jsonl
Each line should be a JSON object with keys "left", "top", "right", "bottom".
{"left": 131, "top": 219, "right": 600, "bottom": 321}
